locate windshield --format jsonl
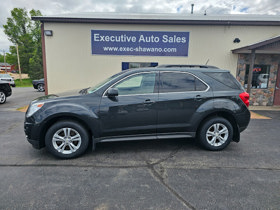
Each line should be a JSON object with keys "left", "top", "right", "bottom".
{"left": 0, "top": 74, "right": 11, "bottom": 78}
{"left": 87, "top": 71, "right": 125, "bottom": 94}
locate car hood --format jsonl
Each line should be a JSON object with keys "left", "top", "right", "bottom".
{"left": 31, "top": 94, "right": 86, "bottom": 105}
{"left": 32, "top": 94, "right": 59, "bottom": 103}
{"left": 31, "top": 88, "right": 97, "bottom": 105}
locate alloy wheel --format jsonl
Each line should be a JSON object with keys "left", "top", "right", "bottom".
{"left": 52, "top": 127, "right": 82, "bottom": 155}
{"left": 0, "top": 92, "right": 6, "bottom": 104}
{"left": 38, "top": 84, "right": 45, "bottom": 92}
{"left": 206, "top": 123, "right": 229, "bottom": 147}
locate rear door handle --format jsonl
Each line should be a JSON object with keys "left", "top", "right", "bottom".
{"left": 195, "top": 95, "right": 202, "bottom": 101}
{"left": 144, "top": 99, "right": 155, "bottom": 104}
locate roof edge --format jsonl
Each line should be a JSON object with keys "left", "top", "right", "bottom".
{"left": 31, "top": 15, "right": 280, "bottom": 26}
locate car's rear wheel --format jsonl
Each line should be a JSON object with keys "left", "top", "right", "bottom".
{"left": 198, "top": 117, "right": 233, "bottom": 151}
{"left": 0, "top": 91, "right": 6, "bottom": 104}
{"left": 37, "top": 84, "right": 45, "bottom": 92}
{"left": 45, "top": 121, "right": 89, "bottom": 159}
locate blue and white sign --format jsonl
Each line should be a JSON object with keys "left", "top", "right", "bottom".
{"left": 91, "top": 30, "right": 189, "bottom": 57}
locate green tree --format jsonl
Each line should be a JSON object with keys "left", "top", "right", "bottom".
{"left": 0, "top": 52, "right": 16, "bottom": 64}
{"left": 3, "top": 8, "right": 43, "bottom": 79}
{"left": 28, "top": 9, "right": 44, "bottom": 79}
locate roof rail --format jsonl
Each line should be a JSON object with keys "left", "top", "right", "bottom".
{"left": 156, "top": 64, "right": 219, "bottom": 69}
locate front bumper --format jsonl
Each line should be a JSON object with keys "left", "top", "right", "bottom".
{"left": 24, "top": 121, "right": 44, "bottom": 149}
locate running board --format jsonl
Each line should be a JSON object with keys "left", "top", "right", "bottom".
{"left": 97, "top": 132, "right": 195, "bottom": 143}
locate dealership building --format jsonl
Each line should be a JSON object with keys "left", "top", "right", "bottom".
{"left": 32, "top": 13, "right": 280, "bottom": 106}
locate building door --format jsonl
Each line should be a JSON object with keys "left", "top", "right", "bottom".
{"left": 274, "top": 66, "right": 280, "bottom": 106}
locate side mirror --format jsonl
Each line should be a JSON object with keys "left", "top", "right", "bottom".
{"left": 107, "top": 88, "right": 118, "bottom": 97}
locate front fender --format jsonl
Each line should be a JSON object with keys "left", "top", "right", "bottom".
{"left": 33, "top": 102, "right": 100, "bottom": 138}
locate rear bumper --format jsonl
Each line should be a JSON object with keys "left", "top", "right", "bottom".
{"left": 27, "top": 138, "right": 42, "bottom": 149}
{"left": 236, "top": 109, "right": 251, "bottom": 133}
{"left": 6, "top": 90, "right": 12, "bottom": 97}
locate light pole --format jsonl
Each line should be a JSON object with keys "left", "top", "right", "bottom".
{"left": 3, "top": 50, "right": 7, "bottom": 73}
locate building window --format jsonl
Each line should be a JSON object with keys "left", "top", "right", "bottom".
{"left": 245, "top": 65, "right": 270, "bottom": 89}
{"left": 122, "top": 62, "right": 158, "bottom": 70}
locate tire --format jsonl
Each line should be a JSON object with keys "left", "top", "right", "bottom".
{"left": 0, "top": 91, "right": 6, "bottom": 104}
{"left": 45, "top": 121, "right": 89, "bottom": 159}
{"left": 37, "top": 84, "right": 45, "bottom": 92}
{"left": 198, "top": 117, "right": 233, "bottom": 151}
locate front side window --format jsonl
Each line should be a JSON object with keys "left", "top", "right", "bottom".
{"left": 159, "top": 72, "right": 207, "bottom": 93}
{"left": 113, "top": 73, "right": 156, "bottom": 95}
{"left": 245, "top": 65, "right": 270, "bottom": 89}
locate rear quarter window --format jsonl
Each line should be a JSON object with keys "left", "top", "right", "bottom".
{"left": 204, "top": 72, "right": 242, "bottom": 90}
{"left": 159, "top": 72, "right": 207, "bottom": 93}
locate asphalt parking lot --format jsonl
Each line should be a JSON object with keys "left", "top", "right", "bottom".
{"left": 0, "top": 87, "right": 279, "bottom": 209}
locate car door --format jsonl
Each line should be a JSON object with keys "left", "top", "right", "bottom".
{"left": 98, "top": 71, "right": 159, "bottom": 138}
{"left": 157, "top": 71, "right": 211, "bottom": 135}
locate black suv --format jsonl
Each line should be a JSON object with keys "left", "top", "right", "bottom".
{"left": 24, "top": 67, "right": 250, "bottom": 158}
{"left": 0, "top": 81, "right": 12, "bottom": 104}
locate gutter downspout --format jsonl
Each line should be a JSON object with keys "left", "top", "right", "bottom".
{"left": 41, "top": 23, "right": 48, "bottom": 95}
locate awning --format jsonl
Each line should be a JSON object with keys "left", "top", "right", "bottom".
{"left": 232, "top": 35, "right": 280, "bottom": 54}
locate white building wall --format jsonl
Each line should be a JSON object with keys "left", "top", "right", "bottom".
{"left": 44, "top": 22, "right": 280, "bottom": 94}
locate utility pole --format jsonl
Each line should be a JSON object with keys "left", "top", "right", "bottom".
{"left": 16, "top": 44, "right": 22, "bottom": 83}
{"left": 3, "top": 50, "right": 7, "bottom": 73}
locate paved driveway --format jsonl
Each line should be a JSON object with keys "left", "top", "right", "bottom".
{"left": 0, "top": 88, "right": 279, "bottom": 209}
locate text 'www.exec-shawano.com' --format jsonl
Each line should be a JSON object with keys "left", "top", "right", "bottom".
{"left": 102, "top": 46, "right": 177, "bottom": 53}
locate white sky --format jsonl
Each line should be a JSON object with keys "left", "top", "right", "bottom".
{"left": 1, "top": 0, "right": 280, "bottom": 54}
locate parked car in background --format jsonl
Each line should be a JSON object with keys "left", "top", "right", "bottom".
{"left": 32, "top": 79, "right": 45, "bottom": 92}
{"left": 24, "top": 66, "right": 250, "bottom": 159}
{"left": 0, "top": 74, "right": 15, "bottom": 87}
{"left": 0, "top": 81, "right": 12, "bottom": 104}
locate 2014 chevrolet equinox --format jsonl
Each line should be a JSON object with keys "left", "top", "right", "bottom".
{"left": 24, "top": 67, "right": 250, "bottom": 159}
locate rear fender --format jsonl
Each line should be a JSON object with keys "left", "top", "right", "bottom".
{"left": 190, "top": 99, "right": 240, "bottom": 140}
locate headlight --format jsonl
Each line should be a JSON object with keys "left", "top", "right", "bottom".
{"left": 26, "top": 102, "right": 44, "bottom": 117}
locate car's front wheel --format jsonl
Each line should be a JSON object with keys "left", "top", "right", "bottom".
{"left": 198, "top": 117, "right": 233, "bottom": 151}
{"left": 37, "top": 84, "right": 45, "bottom": 92}
{"left": 45, "top": 121, "right": 89, "bottom": 158}
{"left": 0, "top": 91, "right": 6, "bottom": 104}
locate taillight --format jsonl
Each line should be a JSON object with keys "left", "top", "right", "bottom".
{"left": 239, "top": 92, "right": 250, "bottom": 107}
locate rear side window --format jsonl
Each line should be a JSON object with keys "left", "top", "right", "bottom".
{"left": 195, "top": 78, "right": 208, "bottom": 91}
{"left": 204, "top": 72, "right": 241, "bottom": 90}
{"left": 159, "top": 72, "right": 207, "bottom": 93}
